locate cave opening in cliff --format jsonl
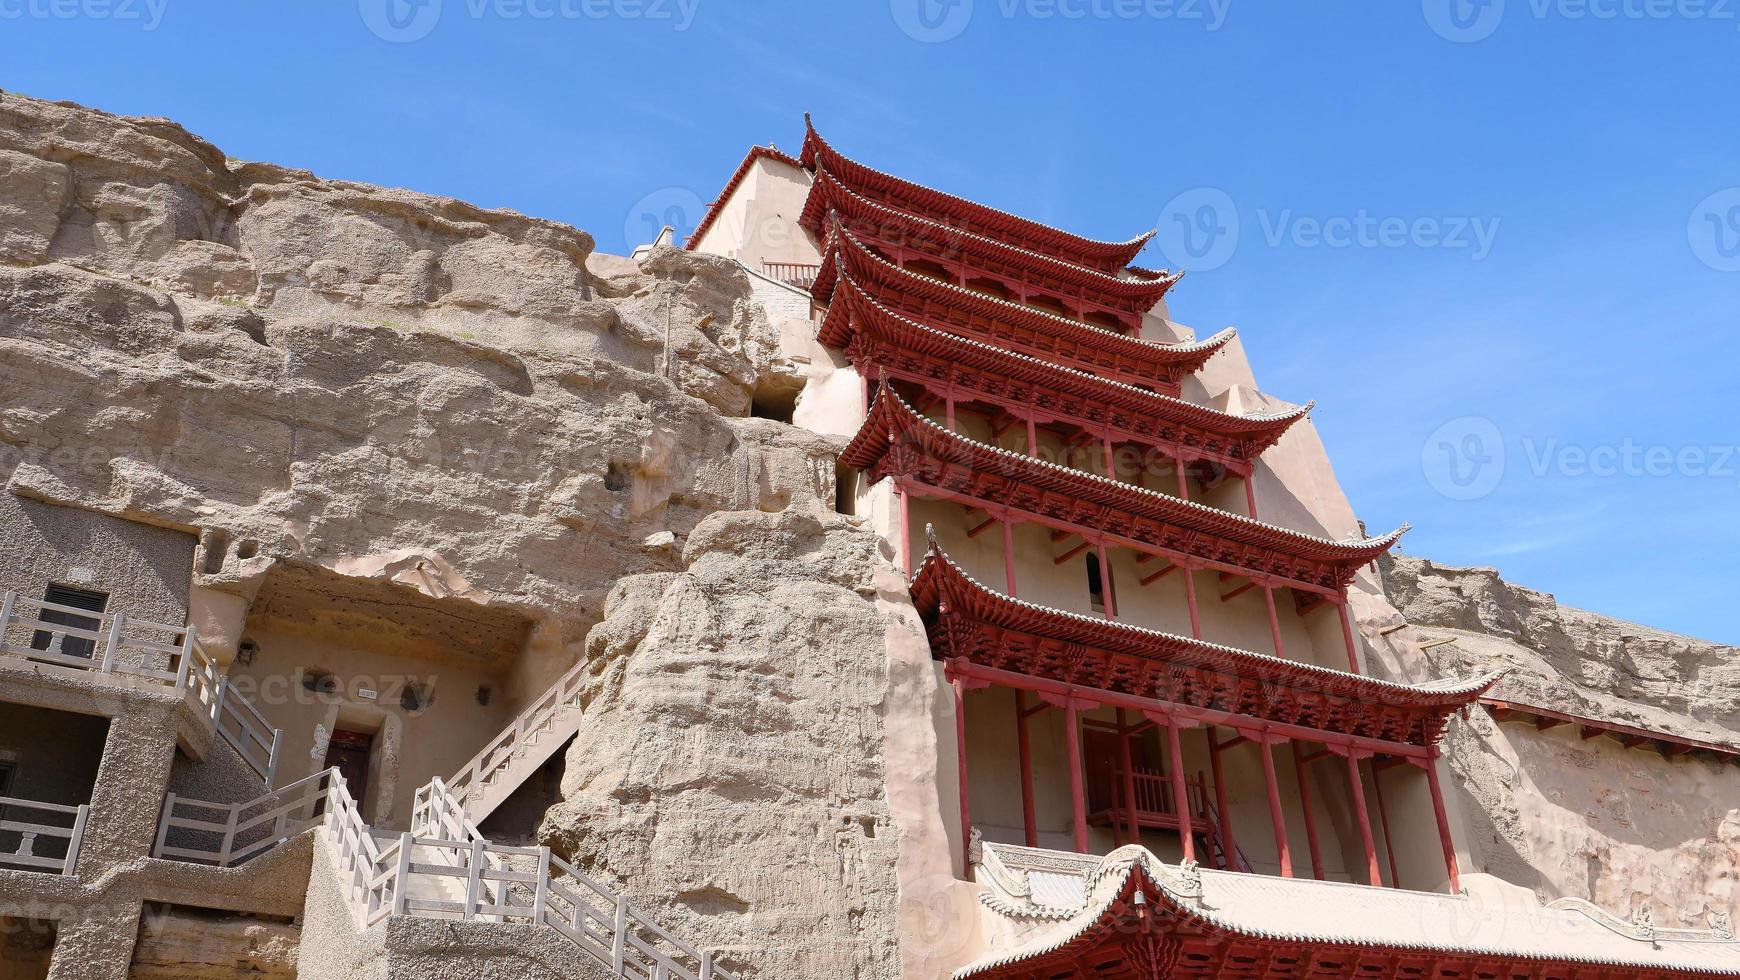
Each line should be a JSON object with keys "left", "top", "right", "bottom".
{"left": 0, "top": 914, "right": 53, "bottom": 980}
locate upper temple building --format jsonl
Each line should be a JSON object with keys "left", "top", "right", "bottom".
{"left": 683, "top": 118, "right": 1740, "bottom": 979}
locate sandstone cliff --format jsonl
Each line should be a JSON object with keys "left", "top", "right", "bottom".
{"left": 0, "top": 89, "right": 904, "bottom": 977}
{"left": 1382, "top": 554, "right": 1740, "bottom": 931}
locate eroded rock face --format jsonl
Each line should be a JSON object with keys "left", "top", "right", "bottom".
{"left": 0, "top": 90, "right": 900, "bottom": 979}
{"left": 1382, "top": 555, "right": 1740, "bottom": 928}
{"left": 1383, "top": 555, "right": 1740, "bottom": 736}
{"left": 540, "top": 508, "right": 904, "bottom": 978}
{"left": 127, "top": 908, "right": 299, "bottom": 979}
{"left": 0, "top": 91, "right": 833, "bottom": 644}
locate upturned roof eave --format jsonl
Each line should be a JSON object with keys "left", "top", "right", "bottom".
{"left": 801, "top": 116, "right": 1153, "bottom": 268}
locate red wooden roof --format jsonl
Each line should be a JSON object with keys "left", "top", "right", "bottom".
{"left": 822, "top": 274, "right": 1309, "bottom": 470}
{"left": 959, "top": 846, "right": 1739, "bottom": 979}
{"left": 684, "top": 144, "right": 804, "bottom": 250}
{"left": 801, "top": 117, "right": 1152, "bottom": 272}
{"left": 815, "top": 219, "right": 1230, "bottom": 388}
{"left": 912, "top": 544, "right": 1495, "bottom": 746}
{"left": 799, "top": 167, "right": 1181, "bottom": 313}
{"left": 845, "top": 388, "right": 1405, "bottom": 592}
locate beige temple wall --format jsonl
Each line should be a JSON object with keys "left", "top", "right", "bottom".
{"left": 225, "top": 627, "right": 517, "bottom": 827}
{"left": 689, "top": 155, "right": 819, "bottom": 271}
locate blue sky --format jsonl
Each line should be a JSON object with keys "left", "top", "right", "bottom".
{"left": 7, "top": 1, "right": 1738, "bottom": 641}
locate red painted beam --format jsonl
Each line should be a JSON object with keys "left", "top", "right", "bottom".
{"left": 1015, "top": 691, "right": 1037, "bottom": 847}
{"left": 1139, "top": 564, "right": 1178, "bottom": 587}
{"left": 1053, "top": 540, "right": 1091, "bottom": 565}
{"left": 1066, "top": 702, "right": 1089, "bottom": 853}
{"left": 1259, "top": 738, "right": 1293, "bottom": 878}
{"left": 952, "top": 676, "right": 973, "bottom": 877}
{"left": 1426, "top": 759, "right": 1462, "bottom": 893}
{"left": 1291, "top": 740, "right": 1324, "bottom": 880}
{"left": 944, "top": 659, "right": 1435, "bottom": 759}
{"left": 1220, "top": 581, "right": 1258, "bottom": 603}
{"left": 1483, "top": 697, "right": 1740, "bottom": 761}
{"left": 1167, "top": 721, "right": 1195, "bottom": 864}
{"left": 1346, "top": 753, "right": 1383, "bottom": 887}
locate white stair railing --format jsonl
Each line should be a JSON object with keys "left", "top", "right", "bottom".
{"left": 153, "top": 768, "right": 334, "bottom": 867}
{"left": 0, "top": 795, "right": 88, "bottom": 875}
{"left": 152, "top": 764, "right": 737, "bottom": 978}
{"left": 411, "top": 776, "right": 509, "bottom": 919}
{"left": 379, "top": 832, "right": 730, "bottom": 980}
{"left": 0, "top": 591, "right": 282, "bottom": 785}
{"left": 447, "top": 660, "right": 587, "bottom": 804}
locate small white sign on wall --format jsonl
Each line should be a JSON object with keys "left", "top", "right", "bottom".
{"left": 65, "top": 567, "right": 95, "bottom": 584}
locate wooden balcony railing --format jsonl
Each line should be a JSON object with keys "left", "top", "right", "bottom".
{"left": 761, "top": 261, "right": 820, "bottom": 289}
{"left": 0, "top": 795, "right": 88, "bottom": 875}
{"left": 1, "top": 590, "right": 282, "bottom": 786}
{"left": 1096, "top": 768, "right": 1252, "bottom": 873}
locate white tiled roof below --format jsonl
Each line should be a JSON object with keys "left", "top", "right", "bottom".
{"left": 966, "top": 843, "right": 1740, "bottom": 977}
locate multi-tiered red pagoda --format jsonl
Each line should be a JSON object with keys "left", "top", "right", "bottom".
{"left": 685, "top": 120, "right": 1737, "bottom": 980}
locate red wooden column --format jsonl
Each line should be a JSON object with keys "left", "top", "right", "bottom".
{"left": 1181, "top": 560, "right": 1203, "bottom": 639}
{"left": 1102, "top": 431, "right": 1118, "bottom": 482}
{"left": 1096, "top": 544, "right": 1118, "bottom": 620}
{"left": 952, "top": 675, "right": 973, "bottom": 877}
{"left": 1258, "top": 734, "right": 1293, "bottom": 878}
{"left": 1343, "top": 751, "right": 1383, "bottom": 886}
{"left": 1166, "top": 720, "right": 1195, "bottom": 864}
{"left": 1014, "top": 691, "right": 1037, "bottom": 847}
{"left": 945, "top": 393, "right": 957, "bottom": 432}
{"left": 1337, "top": 593, "right": 1363, "bottom": 674}
{"left": 1026, "top": 413, "right": 1040, "bottom": 458}
{"left": 1371, "top": 761, "right": 1401, "bottom": 888}
{"left": 1113, "top": 710, "right": 1141, "bottom": 845}
{"left": 1261, "top": 582, "right": 1286, "bottom": 658}
{"left": 1424, "top": 754, "right": 1463, "bottom": 893}
{"left": 1175, "top": 457, "right": 1191, "bottom": 500}
{"left": 1244, "top": 471, "right": 1259, "bottom": 518}
{"left": 1290, "top": 741, "right": 1325, "bottom": 880}
{"left": 1065, "top": 702, "right": 1090, "bottom": 853}
{"left": 1001, "top": 518, "right": 1018, "bottom": 598}
{"left": 1208, "top": 730, "right": 1237, "bottom": 871}
{"left": 896, "top": 484, "right": 913, "bottom": 577}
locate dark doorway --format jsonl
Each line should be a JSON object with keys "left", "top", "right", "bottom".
{"left": 324, "top": 729, "right": 374, "bottom": 807}
{"left": 29, "top": 585, "right": 108, "bottom": 660}
{"left": 0, "top": 914, "right": 54, "bottom": 980}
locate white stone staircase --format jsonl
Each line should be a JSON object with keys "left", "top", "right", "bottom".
{"left": 447, "top": 660, "right": 588, "bottom": 823}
